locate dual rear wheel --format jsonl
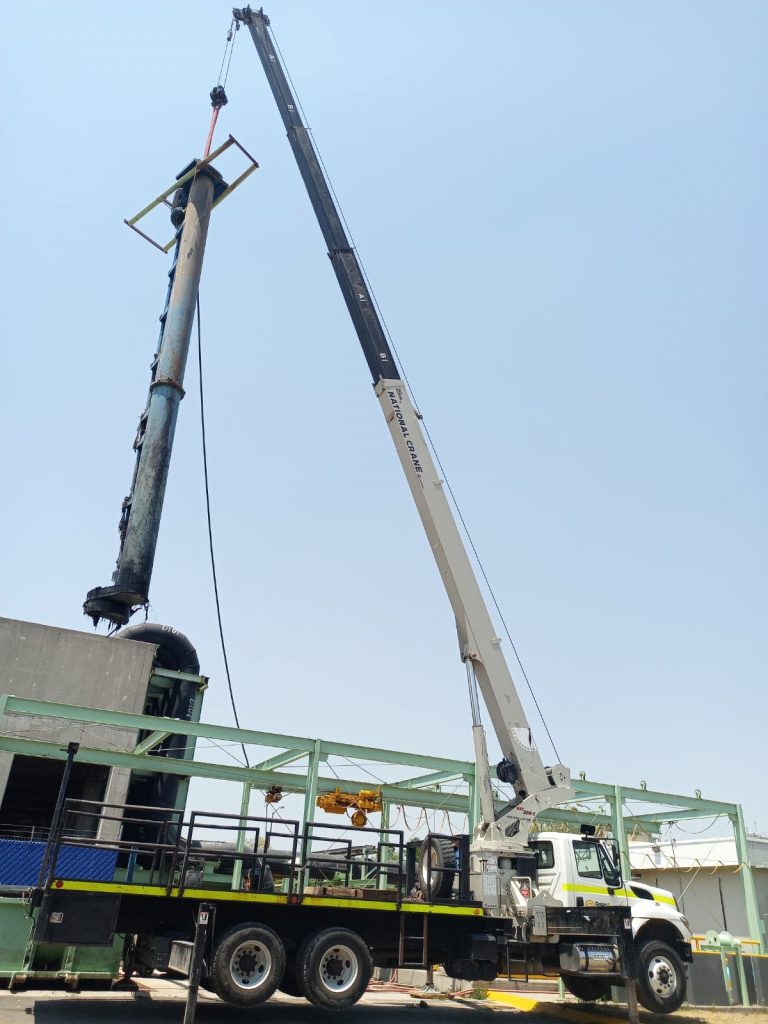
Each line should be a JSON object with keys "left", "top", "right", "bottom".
{"left": 209, "top": 924, "right": 284, "bottom": 1007}
{"left": 209, "top": 923, "right": 371, "bottom": 1010}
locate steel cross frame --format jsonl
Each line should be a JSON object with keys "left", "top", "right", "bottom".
{"left": 124, "top": 134, "right": 259, "bottom": 253}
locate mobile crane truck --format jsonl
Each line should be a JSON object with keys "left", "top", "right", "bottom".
{"left": 234, "top": 6, "right": 693, "bottom": 1012}
{"left": 29, "top": 7, "right": 691, "bottom": 1015}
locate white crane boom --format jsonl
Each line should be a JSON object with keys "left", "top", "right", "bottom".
{"left": 235, "top": 6, "right": 573, "bottom": 851}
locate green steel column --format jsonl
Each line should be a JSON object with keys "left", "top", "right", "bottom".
{"left": 303, "top": 739, "right": 321, "bottom": 825}
{"left": 379, "top": 801, "right": 391, "bottom": 890}
{"left": 301, "top": 739, "right": 322, "bottom": 889}
{"left": 610, "top": 785, "right": 632, "bottom": 879}
{"left": 732, "top": 806, "right": 765, "bottom": 952}
{"left": 231, "top": 782, "right": 251, "bottom": 891}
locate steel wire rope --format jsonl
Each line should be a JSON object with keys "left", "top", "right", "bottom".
{"left": 673, "top": 815, "right": 725, "bottom": 835}
{"left": 659, "top": 833, "right": 731, "bottom": 925}
{"left": 196, "top": 295, "right": 249, "bottom": 767}
{"left": 222, "top": 23, "right": 238, "bottom": 90}
{"left": 194, "top": 739, "right": 248, "bottom": 767}
{"left": 337, "top": 754, "right": 386, "bottom": 786}
{"left": 266, "top": 22, "right": 562, "bottom": 767}
{"left": 216, "top": 18, "right": 239, "bottom": 89}
{"left": 402, "top": 806, "right": 427, "bottom": 833}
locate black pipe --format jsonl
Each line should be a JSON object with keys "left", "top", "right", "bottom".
{"left": 115, "top": 623, "right": 200, "bottom": 674}
{"left": 115, "top": 623, "right": 201, "bottom": 832}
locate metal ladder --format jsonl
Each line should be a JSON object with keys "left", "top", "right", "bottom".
{"left": 398, "top": 914, "right": 429, "bottom": 969}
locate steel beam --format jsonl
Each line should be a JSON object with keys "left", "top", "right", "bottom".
{"left": 0, "top": 695, "right": 473, "bottom": 775}
{"left": 628, "top": 807, "right": 732, "bottom": 823}
{"left": 318, "top": 739, "right": 472, "bottom": 774}
{"left": 535, "top": 807, "right": 654, "bottom": 833}
{"left": 232, "top": 782, "right": 251, "bottom": 892}
{"left": 303, "top": 739, "right": 322, "bottom": 826}
{"left": 132, "top": 730, "right": 172, "bottom": 755}
{"left": 252, "top": 748, "right": 308, "bottom": 772}
{"left": 0, "top": 733, "right": 473, "bottom": 815}
{"left": 394, "top": 769, "right": 465, "bottom": 789}
{"left": 732, "top": 807, "right": 765, "bottom": 952}
{"left": 572, "top": 778, "right": 737, "bottom": 814}
{"left": 609, "top": 785, "right": 632, "bottom": 878}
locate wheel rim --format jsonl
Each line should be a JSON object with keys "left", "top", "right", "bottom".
{"left": 420, "top": 844, "right": 438, "bottom": 887}
{"left": 230, "top": 940, "right": 272, "bottom": 990}
{"left": 318, "top": 944, "right": 359, "bottom": 994}
{"left": 646, "top": 953, "right": 677, "bottom": 1001}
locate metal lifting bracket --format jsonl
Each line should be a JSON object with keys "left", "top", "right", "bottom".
{"left": 124, "top": 134, "right": 259, "bottom": 253}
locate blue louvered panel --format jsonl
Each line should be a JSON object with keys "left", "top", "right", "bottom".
{"left": 0, "top": 840, "right": 118, "bottom": 885}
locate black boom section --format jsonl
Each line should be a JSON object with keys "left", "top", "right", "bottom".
{"left": 235, "top": 6, "right": 400, "bottom": 385}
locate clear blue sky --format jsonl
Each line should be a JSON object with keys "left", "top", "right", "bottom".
{"left": 1, "top": 3, "right": 766, "bottom": 834}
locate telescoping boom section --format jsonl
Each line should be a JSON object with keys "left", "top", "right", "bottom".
{"left": 233, "top": 6, "right": 572, "bottom": 847}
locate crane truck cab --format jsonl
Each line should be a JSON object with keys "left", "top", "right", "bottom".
{"left": 529, "top": 832, "right": 692, "bottom": 1012}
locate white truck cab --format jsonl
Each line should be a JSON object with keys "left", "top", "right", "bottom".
{"left": 529, "top": 832, "right": 693, "bottom": 1011}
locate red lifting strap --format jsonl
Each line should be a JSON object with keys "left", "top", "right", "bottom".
{"left": 203, "top": 86, "right": 228, "bottom": 160}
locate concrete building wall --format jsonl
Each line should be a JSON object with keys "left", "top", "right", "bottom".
{"left": 0, "top": 617, "right": 155, "bottom": 714}
{"left": 0, "top": 618, "right": 156, "bottom": 809}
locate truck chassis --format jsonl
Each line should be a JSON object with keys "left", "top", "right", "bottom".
{"left": 27, "top": 798, "right": 640, "bottom": 1011}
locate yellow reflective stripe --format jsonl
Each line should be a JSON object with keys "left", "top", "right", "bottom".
{"left": 302, "top": 897, "right": 480, "bottom": 916}
{"left": 177, "top": 887, "right": 287, "bottom": 905}
{"left": 302, "top": 896, "right": 398, "bottom": 912}
{"left": 54, "top": 880, "right": 481, "bottom": 916}
{"left": 55, "top": 880, "right": 288, "bottom": 904}
{"left": 57, "top": 880, "right": 167, "bottom": 897}
{"left": 401, "top": 902, "right": 483, "bottom": 917}
{"left": 562, "top": 883, "right": 676, "bottom": 906}
{"left": 648, "top": 893, "right": 676, "bottom": 907}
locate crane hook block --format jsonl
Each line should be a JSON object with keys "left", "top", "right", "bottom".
{"left": 210, "top": 85, "right": 228, "bottom": 109}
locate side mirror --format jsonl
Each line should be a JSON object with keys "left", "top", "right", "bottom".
{"left": 600, "top": 840, "right": 623, "bottom": 890}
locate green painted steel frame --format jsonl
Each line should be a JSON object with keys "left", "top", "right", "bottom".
{"left": 0, "top": 692, "right": 761, "bottom": 951}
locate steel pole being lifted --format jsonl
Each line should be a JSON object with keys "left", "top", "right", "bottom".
{"left": 85, "top": 163, "right": 222, "bottom": 627}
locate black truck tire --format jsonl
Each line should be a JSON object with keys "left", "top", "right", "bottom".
{"left": 562, "top": 975, "right": 612, "bottom": 1002}
{"left": 297, "top": 927, "right": 372, "bottom": 1010}
{"left": 418, "top": 837, "right": 456, "bottom": 899}
{"left": 209, "top": 923, "right": 285, "bottom": 1007}
{"left": 277, "top": 958, "right": 305, "bottom": 998}
{"left": 636, "top": 939, "right": 686, "bottom": 1013}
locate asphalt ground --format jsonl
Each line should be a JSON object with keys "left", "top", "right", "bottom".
{"left": 0, "top": 984, "right": 764, "bottom": 1024}
{"left": 0, "top": 988, "right": 500, "bottom": 1023}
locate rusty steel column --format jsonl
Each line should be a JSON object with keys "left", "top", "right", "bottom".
{"left": 85, "top": 165, "right": 220, "bottom": 627}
